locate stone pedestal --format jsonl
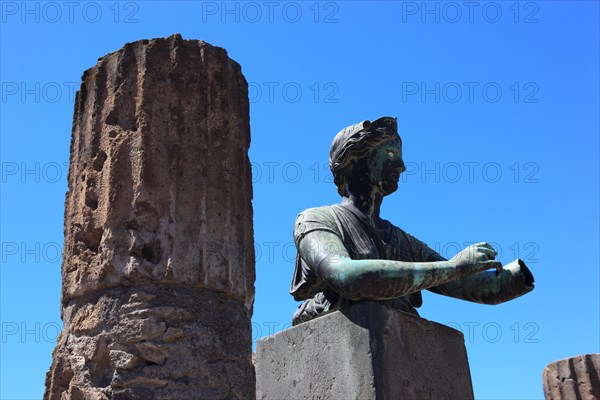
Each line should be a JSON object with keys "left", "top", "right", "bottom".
{"left": 543, "top": 354, "right": 600, "bottom": 400}
{"left": 44, "top": 34, "right": 254, "bottom": 399}
{"left": 255, "top": 302, "right": 474, "bottom": 400}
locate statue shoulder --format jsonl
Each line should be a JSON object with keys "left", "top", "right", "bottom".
{"left": 378, "top": 217, "right": 409, "bottom": 238}
{"left": 293, "top": 204, "right": 342, "bottom": 243}
{"left": 295, "top": 204, "right": 339, "bottom": 222}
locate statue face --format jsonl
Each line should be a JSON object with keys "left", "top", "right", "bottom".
{"left": 367, "top": 138, "right": 406, "bottom": 196}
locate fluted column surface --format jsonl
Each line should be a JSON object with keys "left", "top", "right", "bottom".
{"left": 45, "top": 34, "right": 255, "bottom": 400}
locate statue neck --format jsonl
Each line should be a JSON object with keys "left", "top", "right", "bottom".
{"left": 342, "top": 193, "right": 383, "bottom": 221}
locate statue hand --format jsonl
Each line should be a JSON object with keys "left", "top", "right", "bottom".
{"left": 451, "top": 242, "right": 502, "bottom": 275}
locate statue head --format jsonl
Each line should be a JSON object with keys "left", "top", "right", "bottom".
{"left": 329, "top": 116, "right": 406, "bottom": 197}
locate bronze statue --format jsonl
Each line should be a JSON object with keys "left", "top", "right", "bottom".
{"left": 291, "top": 117, "right": 534, "bottom": 325}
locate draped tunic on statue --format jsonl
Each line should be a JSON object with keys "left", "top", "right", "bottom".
{"left": 291, "top": 203, "right": 445, "bottom": 325}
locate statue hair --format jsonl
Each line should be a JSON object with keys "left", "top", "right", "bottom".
{"left": 329, "top": 117, "right": 400, "bottom": 197}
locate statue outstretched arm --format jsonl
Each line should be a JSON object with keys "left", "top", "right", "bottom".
{"left": 298, "top": 230, "right": 502, "bottom": 301}
{"left": 427, "top": 259, "right": 535, "bottom": 304}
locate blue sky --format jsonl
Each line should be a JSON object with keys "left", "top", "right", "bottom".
{"left": 1, "top": 1, "right": 599, "bottom": 399}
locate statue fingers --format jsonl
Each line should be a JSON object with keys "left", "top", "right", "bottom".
{"left": 477, "top": 246, "right": 497, "bottom": 260}
{"left": 484, "top": 260, "right": 503, "bottom": 274}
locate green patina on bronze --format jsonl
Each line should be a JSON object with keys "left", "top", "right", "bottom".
{"left": 290, "top": 117, "right": 534, "bottom": 325}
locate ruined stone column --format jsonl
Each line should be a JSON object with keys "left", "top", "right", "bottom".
{"left": 45, "top": 34, "right": 255, "bottom": 400}
{"left": 543, "top": 354, "right": 600, "bottom": 400}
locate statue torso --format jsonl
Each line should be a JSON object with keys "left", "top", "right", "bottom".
{"left": 290, "top": 203, "right": 444, "bottom": 325}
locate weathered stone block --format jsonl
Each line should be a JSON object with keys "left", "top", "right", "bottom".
{"left": 543, "top": 354, "right": 600, "bottom": 400}
{"left": 255, "top": 302, "right": 474, "bottom": 400}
